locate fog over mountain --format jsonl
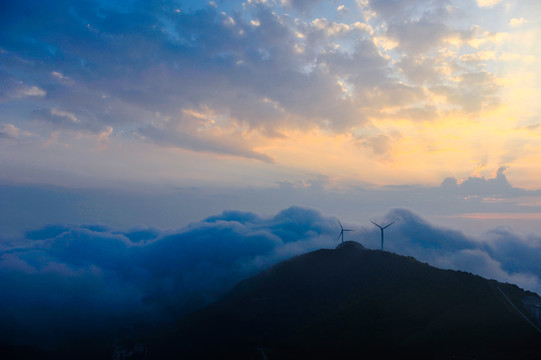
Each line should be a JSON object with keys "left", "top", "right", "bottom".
{"left": 1, "top": 206, "right": 540, "bottom": 351}
{"left": 170, "top": 242, "right": 541, "bottom": 359}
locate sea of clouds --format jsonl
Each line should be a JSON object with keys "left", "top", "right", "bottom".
{"left": 1, "top": 206, "right": 540, "bottom": 349}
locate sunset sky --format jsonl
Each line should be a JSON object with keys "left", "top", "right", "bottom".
{"left": 2, "top": 0, "right": 541, "bottom": 235}
{"left": 2, "top": 0, "right": 541, "bottom": 188}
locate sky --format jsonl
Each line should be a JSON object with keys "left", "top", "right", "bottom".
{"left": 2, "top": 0, "right": 541, "bottom": 190}
{"left": 2, "top": 0, "right": 541, "bottom": 351}
{"left": 2, "top": 0, "right": 541, "bottom": 232}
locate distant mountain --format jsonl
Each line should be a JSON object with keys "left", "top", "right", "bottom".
{"left": 159, "top": 241, "right": 541, "bottom": 359}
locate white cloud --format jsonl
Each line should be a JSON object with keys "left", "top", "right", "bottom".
{"left": 310, "top": 18, "right": 353, "bottom": 36}
{"left": 51, "top": 71, "right": 74, "bottom": 85}
{"left": 0, "top": 124, "right": 33, "bottom": 140}
{"left": 509, "top": 17, "right": 529, "bottom": 27}
{"left": 459, "top": 51, "right": 496, "bottom": 62}
{"left": 11, "top": 85, "right": 46, "bottom": 98}
{"left": 337, "top": 4, "right": 348, "bottom": 14}
{"left": 50, "top": 108, "right": 79, "bottom": 123}
{"left": 476, "top": 0, "right": 503, "bottom": 8}
{"left": 21, "top": 86, "right": 46, "bottom": 97}
{"left": 499, "top": 51, "right": 536, "bottom": 63}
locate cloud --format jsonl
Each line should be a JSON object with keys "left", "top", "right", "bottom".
{"left": 439, "top": 166, "right": 525, "bottom": 197}
{"left": 387, "top": 18, "right": 451, "bottom": 54}
{"left": 364, "top": 208, "right": 541, "bottom": 293}
{"left": 391, "top": 105, "right": 439, "bottom": 121}
{"left": 499, "top": 51, "right": 536, "bottom": 63}
{"left": 398, "top": 55, "right": 442, "bottom": 85}
{"left": 430, "top": 70, "right": 499, "bottom": 112}
{"left": 0, "top": 0, "right": 506, "bottom": 164}
{"left": 282, "top": 0, "right": 327, "bottom": 13}
{"left": 337, "top": 4, "right": 349, "bottom": 15}
{"left": 356, "top": 133, "right": 395, "bottom": 156}
{"left": 476, "top": 0, "right": 502, "bottom": 8}
{"left": 0, "top": 73, "right": 47, "bottom": 101}
{"left": 136, "top": 123, "right": 274, "bottom": 163}
{"left": 17, "top": 85, "right": 46, "bottom": 98}
{"left": 509, "top": 17, "right": 529, "bottom": 27}
{"left": 0, "top": 206, "right": 336, "bottom": 349}
{"left": 2, "top": 205, "right": 541, "bottom": 351}
{"left": 31, "top": 107, "right": 111, "bottom": 135}
{"left": 0, "top": 124, "right": 32, "bottom": 140}
{"left": 367, "top": 0, "right": 445, "bottom": 20}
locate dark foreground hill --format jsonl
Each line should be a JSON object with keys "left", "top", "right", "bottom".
{"left": 157, "top": 241, "right": 541, "bottom": 359}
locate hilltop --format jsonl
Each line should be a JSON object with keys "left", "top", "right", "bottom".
{"left": 159, "top": 241, "right": 541, "bottom": 359}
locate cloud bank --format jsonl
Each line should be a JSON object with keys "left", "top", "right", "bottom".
{"left": 1, "top": 206, "right": 541, "bottom": 350}
{"left": 365, "top": 208, "right": 541, "bottom": 294}
{"left": 0, "top": 207, "right": 335, "bottom": 349}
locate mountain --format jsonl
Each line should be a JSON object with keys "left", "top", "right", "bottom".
{"left": 159, "top": 241, "right": 541, "bottom": 359}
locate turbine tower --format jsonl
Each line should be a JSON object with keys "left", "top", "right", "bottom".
{"left": 371, "top": 221, "right": 395, "bottom": 251}
{"left": 337, "top": 219, "right": 354, "bottom": 247}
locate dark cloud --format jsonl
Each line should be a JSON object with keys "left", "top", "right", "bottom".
{"left": 387, "top": 18, "right": 451, "bottom": 54}
{"left": 398, "top": 55, "right": 442, "bottom": 85}
{"left": 136, "top": 122, "right": 275, "bottom": 163}
{"left": 481, "top": 227, "right": 541, "bottom": 277}
{"left": 357, "top": 133, "right": 394, "bottom": 156}
{"left": 391, "top": 105, "right": 439, "bottom": 121}
{"left": 368, "top": 0, "right": 418, "bottom": 19}
{"left": 439, "top": 166, "right": 524, "bottom": 197}
{"left": 430, "top": 70, "right": 499, "bottom": 112}
{"left": 317, "top": 39, "right": 390, "bottom": 88}
{"left": 364, "top": 82, "right": 426, "bottom": 109}
{"left": 0, "top": 206, "right": 336, "bottom": 348}
{"left": 284, "top": 0, "right": 328, "bottom": 13}
{"left": 367, "top": 0, "right": 451, "bottom": 21}
{"left": 363, "top": 208, "right": 541, "bottom": 293}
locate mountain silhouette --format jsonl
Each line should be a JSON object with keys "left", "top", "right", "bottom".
{"left": 159, "top": 241, "right": 541, "bottom": 359}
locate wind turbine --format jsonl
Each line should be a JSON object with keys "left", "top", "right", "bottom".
{"left": 337, "top": 219, "right": 354, "bottom": 247}
{"left": 371, "top": 221, "right": 395, "bottom": 251}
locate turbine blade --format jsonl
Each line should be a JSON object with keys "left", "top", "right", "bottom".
{"left": 382, "top": 221, "right": 395, "bottom": 229}
{"left": 371, "top": 221, "right": 382, "bottom": 230}
{"left": 337, "top": 218, "right": 343, "bottom": 230}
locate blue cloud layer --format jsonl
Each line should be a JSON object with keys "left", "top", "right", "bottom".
{"left": 1, "top": 206, "right": 540, "bottom": 349}
{"left": 363, "top": 208, "right": 541, "bottom": 294}
{"left": 0, "top": 206, "right": 336, "bottom": 348}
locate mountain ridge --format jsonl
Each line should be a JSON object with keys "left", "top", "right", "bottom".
{"left": 165, "top": 241, "right": 541, "bottom": 359}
